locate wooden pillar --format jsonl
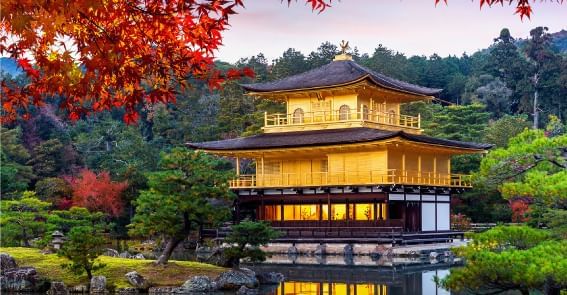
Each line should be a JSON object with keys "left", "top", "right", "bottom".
{"left": 433, "top": 156, "right": 437, "bottom": 185}
{"left": 327, "top": 193, "right": 331, "bottom": 227}
{"left": 402, "top": 152, "right": 406, "bottom": 182}
{"left": 417, "top": 155, "right": 422, "bottom": 183}
{"left": 235, "top": 157, "right": 240, "bottom": 176}
{"left": 261, "top": 156, "right": 265, "bottom": 186}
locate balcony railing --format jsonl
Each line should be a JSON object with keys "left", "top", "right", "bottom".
{"left": 230, "top": 169, "right": 472, "bottom": 188}
{"left": 264, "top": 110, "right": 420, "bottom": 130}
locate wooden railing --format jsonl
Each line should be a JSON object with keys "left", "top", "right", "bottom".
{"left": 229, "top": 169, "right": 472, "bottom": 188}
{"left": 264, "top": 110, "right": 420, "bottom": 130}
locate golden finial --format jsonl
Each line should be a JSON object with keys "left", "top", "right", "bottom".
{"left": 340, "top": 40, "right": 350, "bottom": 54}
{"left": 334, "top": 40, "right": 352, "bottom": 61}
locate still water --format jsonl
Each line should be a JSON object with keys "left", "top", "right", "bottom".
{"left": 249, "top": 258, "right": 453, "bottom": 295}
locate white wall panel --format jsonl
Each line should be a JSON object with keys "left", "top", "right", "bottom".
{"left": 437, "top": 203, "right": 450, "bottom": 231}
{"left": 422, "top": 203, "right": 436, "bottom": 231}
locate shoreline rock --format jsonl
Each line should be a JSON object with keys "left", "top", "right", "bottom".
{"left": 214, "top": 268, "right": 259, "bottom": 290}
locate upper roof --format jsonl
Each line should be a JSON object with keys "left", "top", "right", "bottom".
{"left": 241, "top": 60, "right": 442, "bottom": 96}
{"left": 187, "top": 127, "right": 493, "bottom": 151}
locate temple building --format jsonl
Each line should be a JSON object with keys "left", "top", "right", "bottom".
{"left": 189, "top": 43, "right": 491, "bottom": 243}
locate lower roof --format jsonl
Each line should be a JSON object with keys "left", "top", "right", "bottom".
{"left": 187, "top": 128, "right": 493, "bottom": 152}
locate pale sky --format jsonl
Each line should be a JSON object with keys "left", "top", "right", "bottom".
{"left": 215, "top": 0, "right": 567, "bottom": 63}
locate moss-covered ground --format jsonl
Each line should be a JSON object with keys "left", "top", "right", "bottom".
{"left": 0, "top": 247, "right": 226, "bottom": 288}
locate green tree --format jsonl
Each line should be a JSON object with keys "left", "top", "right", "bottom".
{"left": 128, "top": 148, "right": 234, "bottom": 265}
{"left": 270, "top": 48, "right": 310, "bottom": 80}
{"left": 27, "top": 138, "right": 65, "bottom": 178}
{"left": 0, "top": 192, "right": 50, "bottom": 246}
{"left": 424, "top": 103, "right": 490, "bottom": 173}
{"left": 0, "top": 127, "right": 34, "bottom": 197}
{"left": 34, "top": 177, "right": 72, "bottom": 204}
{"left": 483, "top": 115, "right": 531, "bottom": 148}
{"left": 478, "top": 117, "right": 567, "bottom": 205}
{"left": 224, "top": 221, "right": 280, "bottom": 269}
{"left": 439, "top": 226, "right": 566, "bottom": 295}
{"left": 58, "top": 226, "right": 106, "bottom": 280}
{"left": 307, "top": 41, "right": 339, "bottom": 68}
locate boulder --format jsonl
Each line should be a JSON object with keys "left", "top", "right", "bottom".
{"left": 119, "top": 251, "right": 132, "bottom": 259}
{"left": 287, "top": 245, "right": 298, "bottom": 256}
{"left": 48, "top": 281, "right": 69, "bottom": 295}
{"left": 236, "top": 285, "right": 259, "bottom": 295}
{"left": 0, "top": 266, "right": 48, "bottom": 292}
{"left": 104, "top": 248, "right": 120, "bottom": 257}
{"left": 0, "top": 253, "right": 17, "bottom": 274}
{"left": 117, "top": 287, "right": 139, "bottom": 294}
{"left": 180, "top": 275, "right": 216, "bottom": 292}
{"left": 148, "top": 286, "right": 180, "bottom": 294}
{"left": 70, "top": 284, "right": 88, "bottom": 293}
{"left": 90, "top": 275, "right": 107, "bottom": 293}
{"left": 314, "top": 244, "right": 326, "bottom": 256}
{"left": 133, "top": 253, "right": 145, "bottom": 260}
{"left": 343, "top": 244, "right": 354, "bottom": 256}
{"left": 429, "top": 251, "right": 439, "bottom": 260}
{"left": 214, "top": 268, "right": 258, "bottom": 290}
{"left": 255, "top": 272, "right": 284, "bottom": 285}
{"left": 125, "top": 271, "right": 149, "bottom": 289}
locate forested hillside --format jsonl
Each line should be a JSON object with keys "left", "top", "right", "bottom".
{"left": 1, "top": 26, "right": 566, "bottom": 238}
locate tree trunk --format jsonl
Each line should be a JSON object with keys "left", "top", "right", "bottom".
{"left": 533, "top": 73, "right": 539, "bottom": 129}
{"left": 86, "top": 268, "right": 93, "bottom": 281}
{"left": 155, "top": 237, "right": 184, "bottom": 265}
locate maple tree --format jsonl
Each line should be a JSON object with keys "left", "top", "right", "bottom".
{"left": 66, "top": 168, "right": 128, "bottom": 217}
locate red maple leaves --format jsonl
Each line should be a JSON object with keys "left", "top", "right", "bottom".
{"left": 437, "top": 0, "right": 564, "bottom": 20}
{"left": 1, "top": 0, "right": 255, "bottom": 124}
{"left": 66, "top": 169, "right": 128, "bottom": 217}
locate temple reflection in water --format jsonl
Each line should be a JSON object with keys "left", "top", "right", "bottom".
{"left": 277, "top": 282, "right": 388, "bottom": 295}
{"left": 255, "top": 265, "right": 450, "bottom": 295}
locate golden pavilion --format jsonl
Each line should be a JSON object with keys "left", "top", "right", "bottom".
{"left": 189, "top": 44, "right": 491, "bottom": 243}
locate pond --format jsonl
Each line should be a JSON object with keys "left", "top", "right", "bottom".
{"left": 249, "top": 264, "right": 452, "bottom": 295}
{"left": 247, "top": 254, "right": 455, "bottom": 295}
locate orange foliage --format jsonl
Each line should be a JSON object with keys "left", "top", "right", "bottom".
{"left": 66, "top": 169, "right": 127, "bottom": 217}
{"left": 510, "top": 199, "right": 530, "bottom": 223}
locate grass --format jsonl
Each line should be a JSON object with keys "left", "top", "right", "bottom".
{"left": 0, "top": 247, "right": 226, "bottom": 289}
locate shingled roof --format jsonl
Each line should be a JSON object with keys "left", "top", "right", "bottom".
{"left": 241, "top": 60, "right": 442, "bottom": 96}
{"left": 187, "top": 128, "right": 492, "bottom": 151}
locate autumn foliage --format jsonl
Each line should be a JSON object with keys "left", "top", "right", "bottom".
{"left": 510, "top": 199, "right": 530, "bottom": 222}
{"left": 66, "top": 169, "right": 127, "bottom": 217}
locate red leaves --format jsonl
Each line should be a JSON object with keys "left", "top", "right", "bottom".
{"left": 66, "top": 169, "right": 128, "bottom": 217}
{"left": 437, "top": 0, "right": 564, "bottom": 19}
{"left": 16, "top": 58, "right": 39, "bottom": 79}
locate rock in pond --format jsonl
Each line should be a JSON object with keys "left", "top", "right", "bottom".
{"left": 117, "top": 287, "right": 139, "bottom": 294}
{"left": 70, "top": 284, "right": 88, "bottom": 293}
{"left": 125, "top": 271, "right": 149, "bottom": 289}
{"left": 0, "top": 266, "right": 48, "bottom": 292}
{"left": 236, "top": 285, "right": 259, "bottom": 295}
{"left": 48, "top": 281, "right": 69, "bottom": 295}
{"left": 214, "top": 268, "right": 259, "bottom": 290}
{"left": 180, "top": 275, "right": 216, "bottom": 292}
{"left": 90, "top": 275, "right": 107, "bottom": 293}
{"left": 256, "top": 272, "right": 284, "bottom": 285}
{"left": 148, "top": 286, "right": 180, "bottom": 294}
{"left": 0, "top": 253, "right": 17, "bottom": 274}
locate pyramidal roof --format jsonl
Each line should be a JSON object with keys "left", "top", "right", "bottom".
{"left": 241, "top": 59, "right": 442, "bottom": 96}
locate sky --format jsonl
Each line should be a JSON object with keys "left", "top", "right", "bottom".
{"left": 215, "top": 0, "right": 567, "bottom": 63}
